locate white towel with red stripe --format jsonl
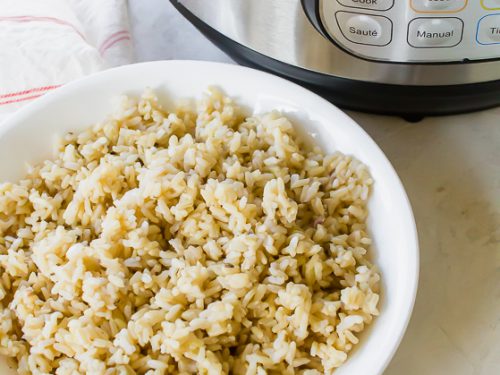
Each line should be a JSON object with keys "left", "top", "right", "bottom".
{"left": 0, "top": 0, "right": 133, "bottom": 122}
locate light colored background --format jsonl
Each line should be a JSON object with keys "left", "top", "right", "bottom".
{"left": 129, "top": 1, "right": 500, "bottom": 374}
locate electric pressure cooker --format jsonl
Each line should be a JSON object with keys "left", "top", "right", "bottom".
{"left": 170, "top": 0, "right": 500, "bottom": 116}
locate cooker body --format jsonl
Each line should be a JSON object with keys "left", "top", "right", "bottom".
{"left": 171, "top": 0, "right": 500, "bottom": 115}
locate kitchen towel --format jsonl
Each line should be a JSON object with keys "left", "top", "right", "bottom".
{"left": 0, "top": 0, "right": 133, "bottom": 122}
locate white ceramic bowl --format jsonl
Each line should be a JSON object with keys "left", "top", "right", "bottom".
{"left": 0, "top": 61, "right": 418, "bottom": 375}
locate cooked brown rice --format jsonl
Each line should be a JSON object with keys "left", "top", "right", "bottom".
{"left": 0, "top": 89, "right": 380, "bottom": 374}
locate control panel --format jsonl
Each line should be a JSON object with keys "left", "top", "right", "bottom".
{"left": 318, "top": 0, "right": 500, "bottom": 62}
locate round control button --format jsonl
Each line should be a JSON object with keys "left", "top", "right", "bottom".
{"left": 335, "top": 12, "right": 392, "bottom": 46}
{"left": 411, "top": 0, "right": 467, "bottom": 12}
{"left": 477, "top": 14, "right": 500, "bottom": 44}
{"left": 346, "top": 15, "right": 382, "bottom": 43}
{"left": 424, "top": 0, "right": 458, "bottom": 9}
{"left": 337, "top": 0, "right": 394, "bottom": 11}
{"left": 482, "top": 0, "right": 500, "bottom": 10}
{"left": 418, "top": 19, "right": 453, "bottom": 45}
{"left": 408, "top": 18, "right": 463, "bottom": 47}
{"left": 483, "top": 17, "right": 500, "bottom": 42}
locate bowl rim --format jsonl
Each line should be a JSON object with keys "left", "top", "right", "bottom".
{"left": 0, "top": 60, "right": 419, "bottom": 375}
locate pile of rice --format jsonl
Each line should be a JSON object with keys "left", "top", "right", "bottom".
{"left": 0, "top": 89, "right": 380, "bottom": 374}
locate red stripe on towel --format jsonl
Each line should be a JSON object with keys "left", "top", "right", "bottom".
{"left": 0, "top": 94, "right": 44, "bottom": 106}
{"left": 101, "top": 35, "right": 130, "bottom": 54}
{"left": 0, "top": 85, "right": 61, "bottom": 99}
{"left": 99, "top": 32, "right": 130, "bottom": 54}
{"left": 99, "top": 30, "right": 129, "bottom": 53}
{"left": 0, "top": 16, "right": 86, "bottom": 41}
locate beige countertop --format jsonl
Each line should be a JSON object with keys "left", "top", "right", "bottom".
{"left": 129, "top": 2, "right": 500, "bottom": 373}
{"left": 352, "top": 110, "right": 500, "bottom": 375}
